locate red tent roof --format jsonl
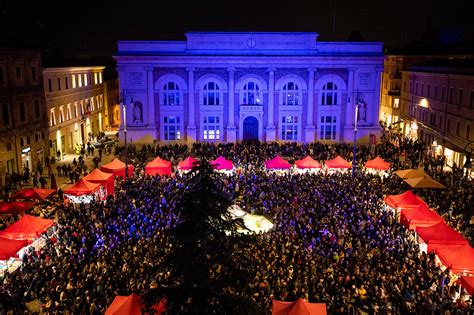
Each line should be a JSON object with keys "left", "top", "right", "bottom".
{"left": 106, "top": 293, "right": 143, "bottom": 315}
{"left": 178, "top": 156, "right": 199, "bottom": 170}
{"left": 145, "top": 157, "right": 172, "bottom": 176}
{"left": 210, "top": 156, "right": 234, "bottom": 170}
{"left": 0, "top": 237, "right": 28, "bottom": 260}
{"left": 325, "top": 156, "right": 351, "bottom": 169}
{"left": 100, "top": 159, "right": 134, "bottom": 177}
{"left": 384, "top": 190, "right": 429, "bottom": 209}
{"left": 295, "top": 156, "right": 322, "bottom": 169}
{"left": 0, "top": 215, "right": 54, "bottom": 240}
{"left": 272, "top": 299, "right": 327, "bottom": 315}
{"left": 10, "top": 188, "right": 56, "bottom": 200}
{"left": 460, "top": 276, "right": 474, "bottom": 295}
{"left": 84, "top": 168, "right": 114, "bottom": 182}
{"left": 435, "top": 244, "right": 474, "bottom": 274}
{"left": 63, "top": 179, "right": 101, "bottom": 196}
{"left": 364, "top": 157, "right": 390, "bottom": 170}
{"left": 265, "top": 155, "right": 291, "bottom": 170}
{"left": 0, "top": 201, "right": 35, "bottom": 215}
{"left": 416, "top": 222, "right": 468, "bottom": 252}
{"left": 400, "top": 207, "right": 444, "bottom": 230}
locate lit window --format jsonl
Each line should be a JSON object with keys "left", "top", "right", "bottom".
{"left": 242, "top": 81, "right": 260, "bottom": 105}
{"left": 66, "top": 104, "right": 72, "bottom": 120}
{"left": 99, "top": 72, "right": 102, "bottom": 83}
{"left": 78, "top": 74, "right": 82, "bottom": 87}
{"left": 94, "top": 72, "right": 98, "bottom": 84}
{"left": 203, "top": 116, "right": 221, "bottom": 140}
{"left": 163, "top": 116, "right": 181, "bottom": 140}
{"left": 281, "top": 82, "right": 300, "bottom": 105}
{"left": 84, "top": 73, "right": 88, "bottom": 86}
{"left": 50, "top": 109, "right": 56, "bottom": 126}
{"left": 281, "top": 115, "right": 299, "bottom": 140}
{"left": 321, "top": 82, "right": 338, "bottom": 106}
{"left": 393, "top": 98, "right": 400, "bottom": 108}
{"left": 202, "top": 81, "right": 220, "bottom": 105}
{"left": 320, "top": 116, "right": 337, "bottom": 140}
{"left": 59, "top": 106, "right": 64, "bottom": 123}
{"left": 163, "top": 82, "right": 180, "bottom": 105}
{"left": 72, "top": 74, "right": 76, "bottom": 88}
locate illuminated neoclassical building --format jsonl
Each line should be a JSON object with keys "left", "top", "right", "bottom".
{"left": 115, "top": 32, "right": 384, "bottom": 144}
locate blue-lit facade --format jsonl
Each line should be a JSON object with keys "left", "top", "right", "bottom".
{"left": 115, "top": 32, "right": 384, "bottom": 144}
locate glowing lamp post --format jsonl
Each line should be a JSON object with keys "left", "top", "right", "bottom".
{"left": 352, "top": 101, "right": 359, "bottom": 177}
{"left": 121, "top": 90, "right": 132, "bottom": 178}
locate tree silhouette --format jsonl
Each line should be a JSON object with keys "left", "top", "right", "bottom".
{"left": 144, "top": 159, "right": 264, "bottom": 315}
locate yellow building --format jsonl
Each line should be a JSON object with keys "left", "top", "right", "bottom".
{"left": 104, "top": 78, "right": 120, "bottom": 129}
{"left": 43, "top": 67, "right": 106, "bottom": 157}
{"left": 0, "top": 49, "right": 49, "bottom": 186}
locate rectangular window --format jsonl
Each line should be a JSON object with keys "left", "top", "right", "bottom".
{"left": 319, "top": 116, "right": 337, "bottom": 140}
{"left": 467, "top": 125, "right": 471, "bottom": 140}
{"left": 99, "top": 72, "right": 102, "bottom": 83}
{"left": 427, "top": 84, "right": 430, "bottom": 97}
{"left": 442, "top": 86, "right": 446, "bottom": 101}
{"left": 449, "top": 87, "right": 454, "bottom": 103}
{"left": 31, "top": 66, "right": 37, "bottom": 82}
{"left": 429, "top": 113, "right": 436, "bottom": 126}
{"left": 421, "top": 83, "right": 424, "bottom": 95}
{"left": 48, "top": 78, "right": 52, "bottom": 92}
{"left": 59, "top": 106, "right": 64, "bottom": 123}
{"left": 50, "top": 109, "right": 56, "bottom": 126}
{"left": 57, "top": 77, "right": 61, "bottom": 90}
{"left": 163, "top": 116, "right": 181, "bottom": 140}
{"left": 393, "top": 98, "right": 400, "bottom": 108}
{"left": 84, "top": 73, "right": 88, "bottom": 86}
{"left": 6, "top": 159, "right": 14, "bottom": 174}
{"left": 383, "top": 80, "right": 387, "bottom": 89}
{"left": 34, "top": 99, "right": 40, "bottom": 118}
{"left": 281, "top": 115, "right": 299, "bottom": 140}
{"left": 447, "top": 119, "right": 450, "bottom": 132}
{"left": 415, "top": 83, "right": 418, "bottom": 95}
{"left": 74, "top": 103, "right": 78, "bottom": 117}
{"left": 459, "top": 89, "right": 464, "bottom": 105}
{"left": 65, "top": 76, "right": 69, "bottom": 89}
{"left": 78, "top": 74, "right": 82, "bottom": 87}
{"left": 438, "top": 116, "right": 442, "bottom": 129}
{"left": 2, "top": 103, "right": 9, "bottom": 126}
{"left": 94, "top": 72, "right": 98, "bottom": 84}
{"left": 72, "top": 74, "right": 76, "bottom": 88}
{"left": 434, "top": 85, "right": 438, "bottom": 99}
{"left": 19, "top": 102, "right": 26, "bottom": 122}
{"left": 456, "top": 122, "right": 460, "bottom": 135}
{"left": 15, "top": 66, "right": 21, "bottom": 81}
{"left": 0, "top": 66, "right": 5, "bottom": 84}
{"left": 67, "top": 104, "right": 72, "bottom": 120}
{"left": 203, "top": 116, "right": 221, "bottom": 140}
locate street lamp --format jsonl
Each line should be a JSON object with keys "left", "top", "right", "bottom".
{"left": 352, "top": 99, "right": 359, "bottom": 177}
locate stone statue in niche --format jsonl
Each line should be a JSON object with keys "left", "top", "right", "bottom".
{"left": 133, "top": 102, "right": 143, "bottom": 124}
{"left": 357, "top": 94, "right": 367, "bottom": 125}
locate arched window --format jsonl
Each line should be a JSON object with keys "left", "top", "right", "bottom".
{"left": 321, "top": 82, "right": 338, "bottom": 106}
{"left": 163, "top": 82, "right": 180, "bottom": 105}
{"left": 242, "top": 81, "right": 261, "bottom": 105}
{"left": 203, "top": 81, "right": 220, "bottom": 105}
{"left": 282, "top": 82, "right": 300, "bottom": 105}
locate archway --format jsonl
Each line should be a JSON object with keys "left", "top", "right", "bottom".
{"left": 243, "top": 116, "right": 259, "bottom": 141}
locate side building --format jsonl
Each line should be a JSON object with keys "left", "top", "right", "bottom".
{"left": 0, "top": 50, "right": 49, "bottom": 186}
{"left": 400, "top": 59, "right": 474, "bottom": 168}
{"left": 43, "top": 67, "right": 106, "bottom": 157}
{"left": 115, "top": 32, "right": 384, "bottom": 144}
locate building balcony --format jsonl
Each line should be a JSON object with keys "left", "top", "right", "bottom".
{"left": 388, "top": 90, "right": 401, "bottom": 96}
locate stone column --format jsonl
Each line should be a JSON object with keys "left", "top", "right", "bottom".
{"left": 266, "top": 68, "right": 276, "bottom": 141}
{"left": 226, "top": 67, "right": 237, "bottom": 142}
{"left": 186, "top": 67, "right": 197, "bottom": 142}
{"left": 346, "top": 68, "right": 356, "bottom": 127}
{"left": 146, "top": 67, "right": 155, "bottom": 128}
{"left": 304, "top": 68, "right": 316, "bottom": 142}
{"left": 371, "top": 67, "right": 383, "bottom": 126}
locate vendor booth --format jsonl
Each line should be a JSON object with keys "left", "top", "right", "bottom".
{"left": 0, "top": 237, "right": 28, "bottom": 260}
{"left": 210, "top": 156, "right": 234, "bottom": 171}
{"left": 106, "top": 293, "right": 165, "bottom": 315}
{"left": 384, "top": 190, "right": 429, "bottom": 210}
{"left": 145, "top": 156, "right": 172, "bottom": 176}
{"left": 265, "top": 155, "right": 291, "bottom": 170}
{"left": 324, "top": 156, "right": 351, "bottom": 173}
{"left": 84, "top": 169, "right": 115, "bottom": 196}
{"left": 404, "top": 177, "right": 445, "bottom": 189}
{"left": 400, "top": 206, "right": 444, "bottom": 230}
{"left": 0, "top": 201, "right": 35, "bottom": 215}
{"left": 460, "top": 276, "right": 474, "bottom": 295}
{"left": 63, "top": 178, "right": 103, "bottom": 203}
{"left": 394, "top": 168, "right": 428, "bottom": 179}
{"left": 364, "top": 157, "right": 390, "bottom": 175}
{"left": 272, "top": 298, "right": 327, "bottom": 315}
{"left": 10, "top": 188, "right": 55, "bottom": 200}
{"left": 416, "top": 222, "right": 468, "bottom": 252}
{"left": 295, "top": 156, "right": 322, "bottom": 172}
{"left": 434, "top": 244, "right": 474, "bottom": 274}
{"left": 178, "top": 156, "right": 199, "bottom": 171}
{"left": 100, "top": 159, "right": 134, "bottom": 178}
{"left": 0, "top": 215, "right": 55, "bottom": 241}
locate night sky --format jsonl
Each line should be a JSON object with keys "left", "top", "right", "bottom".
{"left": 1, "top": 0, "right": 472, "bottom": 57}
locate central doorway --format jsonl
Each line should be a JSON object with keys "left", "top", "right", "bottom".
{"left": 243, "top": 116, "right": 259, "bottom": 141}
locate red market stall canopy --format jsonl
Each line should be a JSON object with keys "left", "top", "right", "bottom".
{"left": 416, "top": 222, "right": 468, "bottom": 252}
{"left": 10, "top": 188, "right": 56, "bottom": 200}
{"left": 265, "top": 155, "right": 291, "bottom": 170}
{"left": 460, "top": 276, "right": 474, "bottom": 295}
{"left": 404, "top": 177, "right": 445, "bottom": 189}
{"left": 84, "top": 169, "right": 115, "bottom": 196}
{"left": 435, "top": 244, "right": 474, "bottom": 275}
{"left": 145, "top": 157, "right": 172, "bottom": 176}
{"left": 0, "top": 201, "right": 35, "bottom": 215}
{"left": 0, "top": 237, "right": 28, "bottom": 260}
{"left": 272, "top": 299, "right": 327, "bottom": 315}
{"left": 394, "top": 169, "right": 429, "bottom": 179}
{"left": 400, "top": 206, "right": 444, "bottom": 230}
{"left": 105, "top": 293, "right": 165, "bottom": 315}
{"left": 178, "top": 156, "right": 199, "bottom": 171}
{"left": 295, "top": 156, "right": 322, "bottom": 169}
{"left": 100, "top": 159, "right": 134, "bottom": 178}
{"left": 0, "top": 215, "right": 54, "bottom": 240}
{"left": 384, "top": 191, "right": 429, "bottom": 210}
{"left": 364, "top": 157, "right": 390, "bottom": 170}
{"left": 210, "top": 156, "right": 234, "bottom": 170}
{"left": 63, "top": 179, "right": 101, "bottom": 196}
{"left": 325, "top": 156, "right": 351, "bottom": 169}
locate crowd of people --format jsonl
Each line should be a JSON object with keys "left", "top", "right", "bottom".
{"left": 1, "top": 137, "right": 473, "bottom": 314}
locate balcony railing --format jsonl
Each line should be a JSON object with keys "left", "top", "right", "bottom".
{"left": 388, "top": 90, "right": 401, "bottom": 96}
